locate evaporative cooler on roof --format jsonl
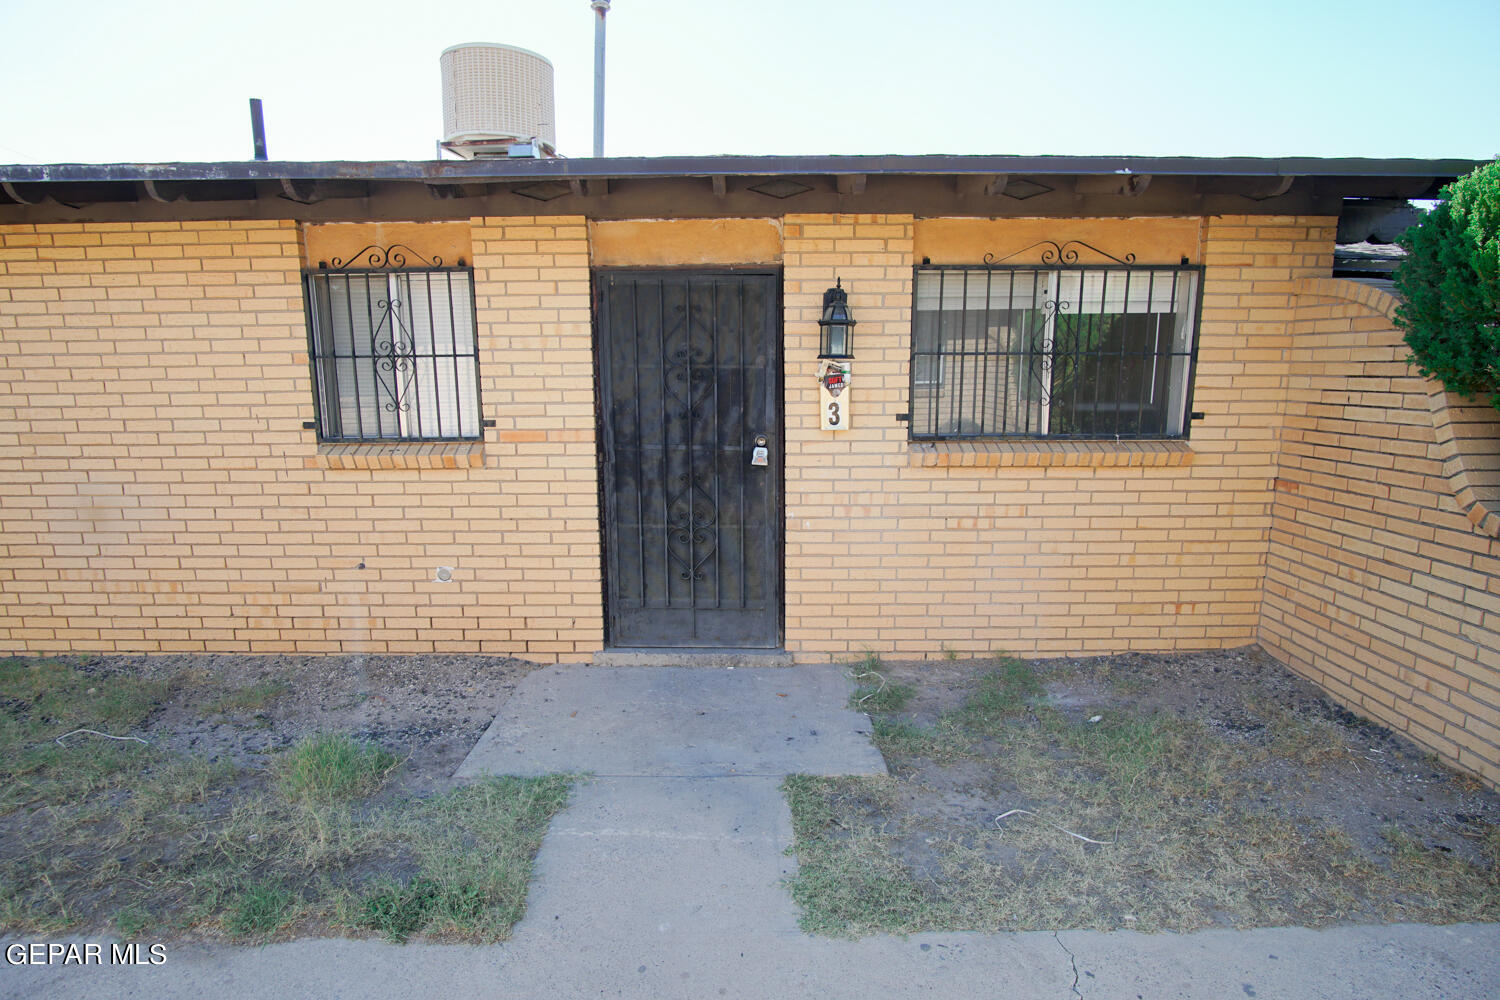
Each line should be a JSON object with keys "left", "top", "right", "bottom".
{"left": 439, "top": 42, "right": 557, "bottom": 159}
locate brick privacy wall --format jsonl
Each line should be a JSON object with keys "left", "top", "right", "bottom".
{"left": 1260, "top": 281, "right": 1500, "bottom": 785}
{"left": 782, "top": 214, "right": 1336, "bottom": 660}
{"left": 0, "top": 218, "right": 601, "bottom": 660}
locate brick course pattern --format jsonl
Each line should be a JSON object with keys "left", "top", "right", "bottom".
{"left": 1260, "top": 278, "right": 1500, "bottom": 786}
{"left": 6, "top": 212, "right": 1496, "bottom": 786}
{"left": 0, "top": 218, "right": 601, "bottom": 660}
{"left": 782, "top": 213, "right": 1335, "bottom": 661}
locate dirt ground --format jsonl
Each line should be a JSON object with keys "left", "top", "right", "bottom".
{"left": 76, "top": 643, "right": 1499, "bottom": 846}
{"left": 868, "top": 645, "right": 1499, "bottom": 870}
{"left": 76, "top": 652, "right": 536, "bottom": 799}
{"left": 771, "top": 644, "right": 1498, "bottom": 936}
{"left": 15, "top": 644, "right": 1497, "bottom": 938}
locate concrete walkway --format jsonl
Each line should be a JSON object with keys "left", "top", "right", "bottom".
{"left": 8, "top": 663, "right": 1499, "bottom": 999}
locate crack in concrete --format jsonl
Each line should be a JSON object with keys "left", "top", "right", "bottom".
{"left": 1053, "top": 931, "right": 1083, "bottom": 999}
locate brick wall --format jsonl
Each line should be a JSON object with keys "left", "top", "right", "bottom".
{"left": 1260, "top": 278, "right": 1500, "bottom": 785}
{"left": 0, "top": 212, "right": 1349, "bottom": 668}
{"left": 6, "top": 210, "right": 1495, "bottom": 783}
{"left": 0, "top": 218, "right": 600, "bottom": 660}
{"left": 782, "top": 213, "right": 1336, "bottom": 660}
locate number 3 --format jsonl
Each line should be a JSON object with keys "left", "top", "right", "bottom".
{"left": 827, "top": 401, "right": 840, "bottom": 426}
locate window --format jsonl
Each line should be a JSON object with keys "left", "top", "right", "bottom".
{"left": 910, "top": 262, "right": 1201, "bottom": 440}
{"left": 303, "top": 266, "right": 481, "bottom": 442}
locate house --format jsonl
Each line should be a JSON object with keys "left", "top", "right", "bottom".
{"left": 1, "top": 153, "right": 1496, "bottom": 786}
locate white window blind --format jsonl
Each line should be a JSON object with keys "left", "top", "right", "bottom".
{"left": 306, "top": 270, "right": 480, "bottom": 441}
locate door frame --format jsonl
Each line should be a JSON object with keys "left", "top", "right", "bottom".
{"left": 591, "top": 266, "right": 785, "bottom": 649}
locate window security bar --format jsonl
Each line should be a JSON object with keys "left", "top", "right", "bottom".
{"left": 910, "top": 256, "right": 1203, "bottom": 441}
{"left": 303, "top": 255, "right": 481, "bottom": 443}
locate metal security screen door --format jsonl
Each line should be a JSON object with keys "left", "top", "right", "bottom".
{"left": 597, "top": 271, "right": 782, "bottom": 648}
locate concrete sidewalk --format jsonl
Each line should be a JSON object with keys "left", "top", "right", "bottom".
{"left": 9, "top": 923, "right": 1498, "bottom": 999}
{"left": 455, "top": 662, "right": 888, "bottom": 778}
{"left": 8, "top": 663, "right": 1499, "bottom": 999}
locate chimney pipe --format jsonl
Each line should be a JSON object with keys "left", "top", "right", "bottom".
{"left": 249, "top": 98, "right": 268, "bottom": 161}
{"left": 591, "top": 1, "right": 610, "bottom": 157}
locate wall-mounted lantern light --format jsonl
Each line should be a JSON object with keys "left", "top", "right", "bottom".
{"left": 817, "top": 278, "right": 856, "bottom": 359}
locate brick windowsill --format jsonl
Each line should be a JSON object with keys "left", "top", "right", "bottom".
{"left": 308, "top": 441, "right": 485, "bottom": 470}
{"left": 907, "top": 438, "right": 1194, "bottom": 468}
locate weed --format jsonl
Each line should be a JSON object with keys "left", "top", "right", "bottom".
{"left": 358, "top": 875, "right": 491, "bottom": 943}
{"left": 112, "top": 906, "right": 151, "bottom": 936}
{"left": 0, "top": 665, "right": 572, "bottom": 945}
{"left": 942, "top": 646, "right": 958, "bottom": 662}
{"left": 209, "top": 679, "right": 289, "bottom": 716}
{"left": 787, "top": 655, "right": 1500, "bottom": 937}
{"left": 1251, "top": 698, "right": 1346, "bottom": 767}
{"left": 355, "top": 775, "right": 575, "bottom": 941}
{"left": 871, "top": 718, "right": 965, "bottom": 761}
{"left": 0, "top": 657, "right": 165, "bottom": 741}
{"left": 276, "top": 734, "right": 397, "bottom": 802}
{"left": 957, "top": 657, "right": 1044, "bottom": 733}
{"left": 783, "top": 775, "right": 940, "bottom": 936}
{"left": 359, "top": 877, "right": 443, "bottom": 942}
{"left": 1059, "top": 713, "right": 1176, "bottom": 785}
{"left": 1482, "top": 821, "right": 1500, "bottom": 866}
{"left": 228, "top": 883, "right": 296, "bottom": 937}
{"left": 850, "top": 682, "right": 913, "bottom": 715}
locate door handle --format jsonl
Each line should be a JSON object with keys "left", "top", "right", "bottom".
{"left": 750, "top": 434, "right": 769, "bottom": 467}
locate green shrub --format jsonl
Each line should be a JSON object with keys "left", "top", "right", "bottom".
{"left": 1394, "top": 160, "right": 1500, "bottom": 407}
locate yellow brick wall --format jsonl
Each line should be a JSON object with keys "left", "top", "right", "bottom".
{"left": 0, "top": 212, "right": 1340, "bottom": 667}
{"left": 1260, "top": 279, "right": 1500, "bottom": 786}
{"left": 0, "top": 218, "right": 601, "bottom": 660}
{"left": 7, "top": 209, "right": 1496, "bottom": 783}
{"left": 782, "top": 213, "right": 1336, "bottom": 660}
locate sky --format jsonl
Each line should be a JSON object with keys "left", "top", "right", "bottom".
{"left": 0, "top": 0, "right": 1496, "bottom": 164}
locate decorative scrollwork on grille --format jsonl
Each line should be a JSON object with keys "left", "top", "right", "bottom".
{"left": 982, "top": 240, "right": 1137, "bottom": 267}
{"left": 371, "top": 296, "right": 417, "bottom": 413}
{"left": 328, "top": 244, "right": 445, "bottom": 269}
{"left": 1023, "top": 298, "right": 1074, "bottom": 406}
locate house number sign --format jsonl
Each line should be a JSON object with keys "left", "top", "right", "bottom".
{"left": 816, "top": 360, "right": 851, "bottom": 432}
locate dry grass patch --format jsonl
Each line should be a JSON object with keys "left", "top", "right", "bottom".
{"left": 790, "top": 652, "right": 1500, "bottom": 937}
{"left": 0, "top": 657, "right": 573, "bottom": 943}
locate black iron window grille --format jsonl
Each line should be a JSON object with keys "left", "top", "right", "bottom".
{"left": 910, "top": 241, "right": 1202, "bottom": 440}
{"left": 302, "top": 245, "right": 481, "bottom": 442}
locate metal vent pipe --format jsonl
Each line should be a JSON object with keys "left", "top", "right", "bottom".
{"left": 249, "top": 98, "right": 268, "bottom": 161}
{"left": 591, "top": 1, "right": 610, "bottom": 157}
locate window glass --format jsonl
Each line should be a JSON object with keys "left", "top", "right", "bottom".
{"left": 305, "top": 269, "right": 480, "bottom": 442}
{"left": 910, "top": 266, "right": 1199, "bottom": 439}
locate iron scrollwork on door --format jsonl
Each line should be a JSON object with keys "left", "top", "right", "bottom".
{"left": 662, "top": 330, "right": 719, "bottom": 583}
{"left": 598, "top": 271, "right": 780, "bottom": 647}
